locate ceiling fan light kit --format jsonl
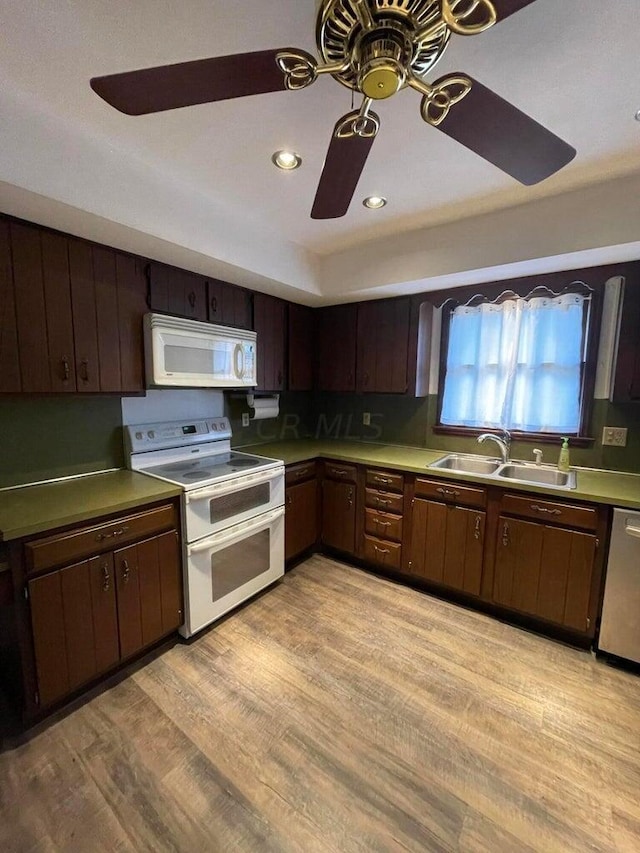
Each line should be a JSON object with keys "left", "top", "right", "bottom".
{"left": 91, "top": 0, "right": 576, "bottom": 219}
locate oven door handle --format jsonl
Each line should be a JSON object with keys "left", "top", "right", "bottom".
{"left": 185, "top": 466, "right": 283, "bottom": 503}
{"left": 187, "top": 506, "right": 284, "bottom": 555}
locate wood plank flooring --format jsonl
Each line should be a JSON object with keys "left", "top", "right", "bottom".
{"left": 1, "top": 556, "right": 639, "bottom": 852}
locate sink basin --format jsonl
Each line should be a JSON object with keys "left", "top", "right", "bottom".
{"left": 496, "top": 463, "right": 576, "bottom": 489}
{"left": 429, "top": 454, "right": 502, "bottom": 475}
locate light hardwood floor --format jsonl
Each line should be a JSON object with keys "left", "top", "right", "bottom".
{"left": 1, "top": 556, "right": 639, "bottom": 852}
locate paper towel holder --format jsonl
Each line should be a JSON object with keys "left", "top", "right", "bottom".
{"left": 246, "top": 392, "right": 280, "bottom": 421}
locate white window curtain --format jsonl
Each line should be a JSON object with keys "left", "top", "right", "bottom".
{"left": 441, "top": 293, "right": 588, "bottom": 433}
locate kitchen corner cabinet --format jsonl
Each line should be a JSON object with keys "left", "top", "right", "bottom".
{"left": 253, "top": 292, "right": 286, "bottom": 392}
{"left": 316, "top": 304, "right": 357, "bottom": 392}
{"left": 21, "top": 503, "right": 181, "bottom": 713}
{"left": 406, "top": 478, "right": 486, "bottom": 597}
{"left": 288, "top": 303, "right": 314, "bottom": 391}
{"left": 285, "top": 462, "right": 319, "bottom": 561}
{"left": 207, "top": 278, "right": 252, "bottom": 329}
{"left": 147, "top": 261, "right": 208, "bottom": 321}
{"left": 321, "top": 462, "right": 357, "bottom": 555}
{"left": 0, "top": 217, "right": 147, "bottom": 395}
{"left": 356, "top": 298, "right": 411, "bottom": 393}
{"left": 490, "top": 493, "right": 603, "bottom": 634}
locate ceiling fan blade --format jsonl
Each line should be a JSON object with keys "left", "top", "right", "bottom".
{"left": 311, "top": 109, "right": 380, "bottom": 220}
{"left": 427, "top": 74, "right": 575, "bottom": 185}
{"left": 491, "top": 0, "right": 540, "bottom": 23}
{"left": 90, "top": 48, "right": 315, "bottom": 115}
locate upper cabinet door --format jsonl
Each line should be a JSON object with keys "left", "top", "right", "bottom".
{"left": 208, "top": 279, "right": 252, "bottom": 329}
{"left": 253, "top": 292, "right": 286, "bottom": 392}
{"left": 288, "top": 303, "right": 314, "bottom": 392}
{"left": 92, "top": 246, "right": 122, "bottom": 392}
{"left": 0, "top": 220, "right": 21, "bottom": 392}
{"left": 147, "top": 261, "right": 207, "bottom": 321}
{"left": 611, "top": 271, "right": 640, "bottom": 402}
{"left": 68, "top": 237, "right": 101, "bottom": 393}
{"left": 316, "top": 304, "right": 357, "bottom": 392}
{"left": 41, "top": 231, "right": 76, "bottom": 392}
{"left": 116, "top": 254, "right": 147, "bottom": 393}
{"left": 10, "top": 222, "right": 50, "bottom": 392}
{"left": 357, "top": 298, "right": 410, "bottom": 394}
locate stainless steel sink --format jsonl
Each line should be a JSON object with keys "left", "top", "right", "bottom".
{"left": 429, "top": 454, "right": 502, "bottom": 475}
{"left": 495, "top": 463, "right": 576, "bottom": 489}
{"left": 429, "top": 454, "right": 577, "bottom": 490}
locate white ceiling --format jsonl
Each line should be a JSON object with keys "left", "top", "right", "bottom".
{"left": 1, "top": 0, "right": 640, "bottom": 302}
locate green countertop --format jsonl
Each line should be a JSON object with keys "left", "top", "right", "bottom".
{"left": 0, "top": 471, "right": 182, "bottom": 542}
{"left": 242, "top": 440, "right": 640, "bottom": 510}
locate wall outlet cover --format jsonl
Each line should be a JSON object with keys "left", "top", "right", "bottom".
{"left": 362, "top": 412, "right": 371, "bottom": 426}
{"left": 242, "top": 412, "right": 250, "bottom": 428}
{"left": 602, "top": 426, "right": 628, "bottom": 447}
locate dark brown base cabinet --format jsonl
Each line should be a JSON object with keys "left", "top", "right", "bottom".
{"left": 18, "top": 503, "right": 182, "bottom": 714}
{"left": 320, "top": 462, "right": 358, "bottom": 555}
{"left": 285, "top": 461, "right": 319, "bottom": 562}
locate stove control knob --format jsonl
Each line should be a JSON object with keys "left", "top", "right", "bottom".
{"left": 135, "top": 431, "right": 143, "bottom": 440}
{"left": 211, "top": 423, "right": 218, "bottom": 431}
{"left": 147, "top": 430, "right": 155, "bottom": 439}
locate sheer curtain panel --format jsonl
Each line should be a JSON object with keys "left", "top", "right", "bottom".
{"left": 440, "top": 294, "right": 587, "bottom": 433}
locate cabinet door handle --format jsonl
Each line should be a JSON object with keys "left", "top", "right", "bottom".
{"left": 211, "top": 295, "right": 218, "bottom": 314}
{"left": 188, "top": 291, "right": 196, "bottom": 309}
{"left": 347, "top": 487, "right": 354, "bottom": 508}
{"left": 61, "top": 356, "right": 70, "bottom": 381}
{"left": 474, "top": 515, "right": 481, "bottom": 540}
{"left": 374, "top": 545, "right": 390, "bottom": 555}
{"left": 437, "top": 487, "right": 460, "bottom": 498}
{"left": 286, "top": 494, "right": 292, "bottom": 506}
{"left": 122, "top": 559, "right": 131, "bottom": 584}
{"left": 102, "top": 562, "right": 111, "bottom": 592}
{"left": 96, "top": 526, "right": 130, "bottom": 543}
{"left": 363, "top": 372, "right": 369, "bottom": 387}
{"left": 277, "top": 369, "right": 283, "bottom": 387}
{"left": 80, "top": 358, "right": 89, "bottom": 382}
{"left": 502, "top": 522, "right": 510, "bottom": 547}
{"left": 530, "top": 504, "right": 561, "bottom": 516}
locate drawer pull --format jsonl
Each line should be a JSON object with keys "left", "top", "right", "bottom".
{"left": 373, "top": 476, "right": 391, "bottom": 484}
{"left": 374, "top": 546, "right": 390, "bottom": 555}
{"left": 530, "top": 504, "right": 561, "bottom": 516}
{"left": 376, "top": 498, "right": 390, "bottom": 506}
{"left": 96, "top": 526, "right": 130, "bottom": 542}
{"left": 102, "top": 562, "right": 110, "bottom": 592}
{"left": 332, "top": 468, "right": 349, "bottom": 476}
{"left": 375, "top": 520, "right": 391, "bottom": 527}
{"left": 122, "top": 559, "right": 131, "bottom": 584}
{"left": 437, "top": 487, "right": 460, "bottom": 498}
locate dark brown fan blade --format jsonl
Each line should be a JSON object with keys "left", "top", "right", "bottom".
{"left": 491, "top": 0, "right": 540, "bottom": 23}
{"left": 431, "top": 75, "right": 575, "bottom": 185}
{"left": 311, "top": 110, "right": 380, "bottom": 220}
{"left": 90, "top": 48, "right": 313, "bottom": 115}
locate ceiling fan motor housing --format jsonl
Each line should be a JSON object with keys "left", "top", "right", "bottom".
{"left": 357, "top": 28, "right": 409, "bottom": 99}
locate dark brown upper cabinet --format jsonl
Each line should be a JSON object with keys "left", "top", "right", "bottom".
{"left": 611, "top": 268, "right": 640, "bottom": 402}
{"left": 147, "top": 261, "right": 208, "bottom": 322}
{"left": 356, "top": 298, "right": 411, "bottom": 394}
{"left": 0, "top": 215, "right": 146, "bottom": 396}
{"left": 208, "top": 278, "right": 252, "bottom": 329}
{"left": 316, "top": 304, "right": 357, "bottom": 393}
{"left": 288, "top": 303, "right": 314, "bottom": 392}
{"left": 253, "top": 292, "right": 286, "bottom": 392}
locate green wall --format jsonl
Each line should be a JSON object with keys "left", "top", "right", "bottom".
{"left": 0, "top": 397, "right": 124, "bottom": 488}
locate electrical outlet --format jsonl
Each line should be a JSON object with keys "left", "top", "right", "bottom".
{"left": 362, "top": 412, "right": 371, "bottom": 426}
{"left": 242, "top": 412, "right": 250, "bottom": 428}
{"left": 602, "top": 426, "right": 627, "bottom": 447}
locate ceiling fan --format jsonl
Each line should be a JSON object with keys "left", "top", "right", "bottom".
{"left": 90, "top": 0, "right": 576, "bottom": 220}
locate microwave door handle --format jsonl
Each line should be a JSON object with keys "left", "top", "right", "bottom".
{"left": 234, "top": 344, "right": 245, "bottom": 380}
{"left": 625, "top": 523, "right": 640, "bottom": 538}
{"left": 188, "top": 506, "right": 284, "bottom": 555}
{"left": 185, "top": 467, "right": 282, "bottom": 503}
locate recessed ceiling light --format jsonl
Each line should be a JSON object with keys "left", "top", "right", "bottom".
{"left": 635, "top": 109, "right": 640, "bottom": 122}
{"left": 272, "top": 150, "right": 301, "bottom": 170}
{"left": 363, "top": 196, "right": 387, "bottom": 210}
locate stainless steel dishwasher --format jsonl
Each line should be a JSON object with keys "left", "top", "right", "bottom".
{"left": 598, "top": 508, "right": 640, "bottom": 664}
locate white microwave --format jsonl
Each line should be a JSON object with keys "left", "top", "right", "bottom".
{"left": 144, "top": 313, "right": 257, "bottom": 388}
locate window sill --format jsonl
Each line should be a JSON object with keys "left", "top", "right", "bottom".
{"left": 432, "top": 425, "right": 595, "bottom": 448}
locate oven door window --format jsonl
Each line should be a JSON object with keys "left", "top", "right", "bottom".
{"left": 212, "top": 529, "right": 271, "bottom": 602}
{"left": 209, "top": 483, "right": 271, "bottom": 524}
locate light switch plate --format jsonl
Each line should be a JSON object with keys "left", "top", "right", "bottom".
{"left": 362, "top": 412, "right": 371, "bottom": 426}
{"left": 602, "top": 426, "right": 627, "bottom": 447}
{"left": 242, "top": 412, "right": 250, "bottom": 427}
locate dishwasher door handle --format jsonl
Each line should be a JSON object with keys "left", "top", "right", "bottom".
{"left": 625, "top": 523, "right": 640, "bottom": 539}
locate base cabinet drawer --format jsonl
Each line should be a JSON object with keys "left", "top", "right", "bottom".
{"left": 364, "top": 508, "right": 403, "bottom": 543}
{"left": 500, "top": 493, "right": 598, "bottom": 532}
{"left": 363, "top": 535, "right": 402, "bottom": 570}
{"left": 365, "top": 488, "right": 404, "bottom": 515}
{"left": 365, "top": 469, "right": 404, "bottom": 493}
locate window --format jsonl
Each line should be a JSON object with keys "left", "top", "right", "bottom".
{"left": 439, "top": 292, "right": 591, "bottom": 435}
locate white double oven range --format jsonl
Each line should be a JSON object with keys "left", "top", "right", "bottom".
{"left": 126, "top": 417, "right": 284, "bottom": 638}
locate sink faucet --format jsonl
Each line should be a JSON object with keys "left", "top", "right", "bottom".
{"left": 477, "top": 429, "right": 511, "bottom": 464}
